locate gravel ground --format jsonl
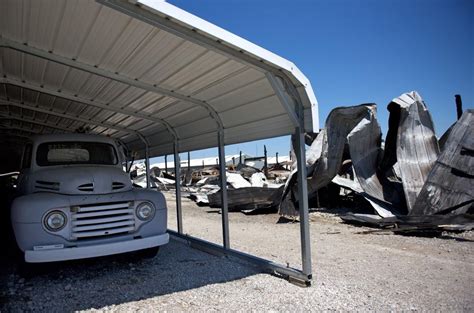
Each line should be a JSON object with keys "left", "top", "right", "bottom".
{"left": 1, "top": 190, "right": 473, "bottom": 311}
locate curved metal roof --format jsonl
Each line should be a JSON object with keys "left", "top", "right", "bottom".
{"left": 0, "top": 0, "right": 319, "bottom": 158}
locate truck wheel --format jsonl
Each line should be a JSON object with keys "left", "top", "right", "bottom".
{"left": 137, "top": 246, "right": 160, "bottom": 259}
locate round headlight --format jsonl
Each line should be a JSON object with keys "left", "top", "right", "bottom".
{"left": 44, "top": 211, "right": 67, "bottom": 231}
{"left": 136, "top": 202, "right": 155, "bottom": 221}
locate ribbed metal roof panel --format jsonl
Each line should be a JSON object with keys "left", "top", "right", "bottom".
{"left": 0, "top": 0, "right": 319, "bottom": 157}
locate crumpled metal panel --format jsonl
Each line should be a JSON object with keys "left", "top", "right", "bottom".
{"left": 308, "top": 105, "right": 372, "bottom": 191}
{"left": 345, "top": 106, "right": 403, "bottom": 217}
{"left": 411, "top": 110, "right": 474, "bottom": 215}
{"left": 280, "top": 104, "right": 402, "bottom": 217}
{"left": 386, "top": 91, "right": 440, "bottom": 212}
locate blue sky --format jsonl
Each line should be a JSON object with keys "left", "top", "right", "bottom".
{"left": 151, "top": 0, "right": 473, "bottom": 164}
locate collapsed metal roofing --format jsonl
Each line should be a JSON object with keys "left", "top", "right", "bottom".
{"left": 0, "top": 0, "right": 319, "bottom": 158}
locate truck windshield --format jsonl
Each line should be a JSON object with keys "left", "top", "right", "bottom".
{"left": 36, "top": 142, "right": 118, "bottom": 166}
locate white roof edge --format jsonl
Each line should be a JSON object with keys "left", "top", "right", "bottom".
{"left": 134, "top": 0, "right": 319, "bottom": 130}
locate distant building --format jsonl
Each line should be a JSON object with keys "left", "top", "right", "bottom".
{"left": 145, "top": 153, "right": 290, "bottom": 173}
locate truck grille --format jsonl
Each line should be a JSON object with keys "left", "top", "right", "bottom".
{"left": 35, "top": 180, "right": 60, "bottom": 191}
{"left": 70, "top": 202, "right": 136, "bottom": 240}
{"left": 78, "top": 183, "right": 94, "bottom": 192}
{"left": 112, "top": 182, "right": 126, "bottom": 190}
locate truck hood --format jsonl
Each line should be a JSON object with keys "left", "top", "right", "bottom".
{"left": 28, "top": 166, "right": 132, "bottom": 195}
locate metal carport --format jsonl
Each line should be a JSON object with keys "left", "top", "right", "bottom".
{"left": 0, "top": 0, "right": 319, "bottom": 285}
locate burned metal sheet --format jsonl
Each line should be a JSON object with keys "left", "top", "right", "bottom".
{"left": 382, "top": 91, "right": 440, "bottom": 212}
{"left": 280, "top": 104, "right": 402, "bottom": 217}
{"left": 331, "top": 175, "right": 401, "bottom": 217}
{"left": 209, "top": 186, "right": 283, "bottom": 212}
{"left": 308, "top": 105, "right": 372, "bottom": 192}
{"left": 340, "top": 213, "right": 474, "bottom": 233}
{"left": 411, "top": 110, "right": 474, "bottom": 215}
{"left": 345, "top": 105, "right": 404, "bottom": 216}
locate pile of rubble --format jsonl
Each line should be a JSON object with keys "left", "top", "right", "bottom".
{"left": 132, "top": 160, "right": 290, "bottom": 214}
{"left": 281, "top": 91, "right": 473, "bottom": 233}
{"left": 131, "top": 91, "right": 472, "bottom": 233}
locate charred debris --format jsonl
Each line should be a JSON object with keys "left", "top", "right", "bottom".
{"left": 132, "top": 91, "right": 473, "bottom": 235}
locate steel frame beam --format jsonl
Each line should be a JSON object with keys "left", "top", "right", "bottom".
{"left": 268, "top": 71, "right": 312, "bottom": 278}
{"left": 136, "top": 132, "right": 151, "bottom": 189}
{"left": 0, "top": 37, "right": 222, "bottom": 132}
{"left": 0, "top": 99, "right": 132, "bottom": 135}
{"left": 0, "top": 114, "right": 72, "bottom": 132}
{"left": 295, "top": 125, "right": 312, "bottom": 279}
{"left": 173, "top": 140, "right": 183, "bottom": 234}
{"left": 0, "top": 131, "right": 32, "bottom": 139}
{"left": 217, "top": 130, "right": 230, "bottom": 249}
{"left": 293, "top": 83, "right": 313, "bottom": 279}
{"left": 0, "top": 77, "right": 178, "bottom": 140}
{"left": 0, "top": 123, "right": 46, "bottom": 135}
{"left": 0, "top": 99, "right": 153, "bottom": 161}
{"left": 266, "top": 73, "right": 300, "bottom": 128}
{"left": 169, "top": 231, "right": 311, "bottom": 286}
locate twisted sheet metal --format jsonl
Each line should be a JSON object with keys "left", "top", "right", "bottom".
{"left": 411, "top": 110, "right": 474, "bottom": 215}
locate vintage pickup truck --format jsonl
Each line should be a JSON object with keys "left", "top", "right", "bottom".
{"left": 11, "top": 134, "right": 168, "bottom": 263}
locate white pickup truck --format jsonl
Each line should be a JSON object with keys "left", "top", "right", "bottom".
{"left": 11, "top": 134, "right": 168, "bottom": 263}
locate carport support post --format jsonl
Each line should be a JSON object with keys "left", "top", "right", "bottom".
{"left": 145, "top": 144, "right": 150, "bottom": 189}
{"left": 136, "top": 133, "right": 150, "bottom": 189}
{"left": 218, "top": 130, "right": 230, "bottom": 249}
{"left": 295, "top": 125, "right": 312, "bottom": 279}
{"left": 174, "top": 141, "right": 183, "bottom": 234}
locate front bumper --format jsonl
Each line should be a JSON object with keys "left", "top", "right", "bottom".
{"left": 24, "top": 233, "right": 169, "bottom": 263}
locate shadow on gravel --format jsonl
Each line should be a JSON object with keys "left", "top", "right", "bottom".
{"left": 0, "top": 239, "right": 260, "bottom": 312}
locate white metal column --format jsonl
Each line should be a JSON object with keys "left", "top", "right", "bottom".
{"left": 136, "top": 133, "right": 150, "bottom": 189}
{"left": 217, "top": 130, "right": 230, "bottom": 249}
{"left": 295, "top": 126, "right": 312, "bottom": 278}
{"left": 174, "top": 140, "right": 183, "bottom": 234}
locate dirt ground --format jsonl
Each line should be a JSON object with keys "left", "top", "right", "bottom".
{"left": 1, "top": 190, "right": 473, "bottom": 311}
